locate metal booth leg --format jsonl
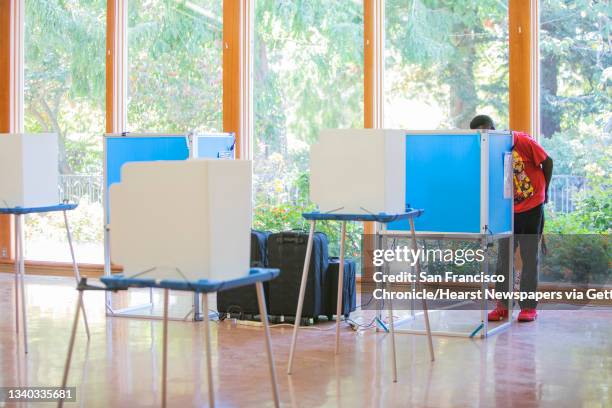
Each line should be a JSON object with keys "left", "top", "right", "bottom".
{"left": 287, "top": 219, "right": 316, "bottom": 375}
{"left": 335, "top": 221, "right": 346, "bottom": 355}
{"left": 202, "top": 293, "right": 216, "bottom": 408}
{"left": 379, "top": 226, "right": 398, "bottom": 382}
{"left": 14, "top": 215, "right": 20, "bottom": 336}
{"left": 409, "top": 218, "right": 435, "bottom": 362}
{"left": 480, "top": 236, "right": 489, "bottom": 337}
{"left": 15, "top": 214, "right": 28, "bottom": 354}
{"left": 256, "top": 282, "right": 280, "bottom": 408}
{"left": 162, "top": 289, "right": 169, "bottom": 408}
{"left": 63, "top": 211, "right": 91, "bottom": 339}
{"left": 59, "top": 290, "right": 83, "bottom": 408}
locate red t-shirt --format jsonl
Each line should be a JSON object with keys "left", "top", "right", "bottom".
{"left": 512, "top": 131, "right": 549, "bottom": 213}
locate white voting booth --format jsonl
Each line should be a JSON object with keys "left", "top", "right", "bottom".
{"left": 109, "top": 159, "right": 252, "bottom": 282}
{"left": 0, "top": 133, "right": 59, "bottom": 207}
{"left": 104, "top": 132, "right": 236, "bottom": 320}
{"left": 63, "top": 159, "right": 281, "bottom": 407}
{"left": 290, "top": 128, "right": 434, "bottom": 382}
{"left": 0, "top": 133, "right": 90, "bottom": 354}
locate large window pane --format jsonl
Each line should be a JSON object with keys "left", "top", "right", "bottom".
{"left": 253, "top": 1, "right": 364, "bottom": 258}
{"left": 128, "top": 0, "right": 223, "bottom": 132}
{"left": 24, "top": 0, "right": 105, "bottom": 263}
{"left": 539, "top": 0, "right": 611, "bottom": 280}
{"left": 385, "top": 0, "right": 509, "bottom": 129}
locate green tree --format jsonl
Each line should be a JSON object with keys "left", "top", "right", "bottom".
{"left": 25, "top": 0, "right": 106, "bottom": 174}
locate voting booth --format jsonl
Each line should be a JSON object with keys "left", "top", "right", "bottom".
{"left": 0, "top": 133, "right": 90, "bottom": 355}
{"left": 0, "top": 133, "right": 59, "bottom": 208}
{"left": 383, "top": 129, "right": 514, "bottom": 338}
{"left": 103, "top": 132, "right": 235, "bottom": 320}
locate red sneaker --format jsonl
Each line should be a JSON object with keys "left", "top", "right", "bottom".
{"left": 518, "top": 308, "right": 538, "bottom": 322}
{"left": 488, "top": 304, "right": 509, "bottom": 321}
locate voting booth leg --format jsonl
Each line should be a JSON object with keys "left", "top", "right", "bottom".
{"left": 378, "top": 230, "right": 399, "bottom": 382}
{"left": 335, "top": 221, "right": 346, "bottom": 355}
{"left": 162, "top": 289, "right": 169, "bottom": 408}
{"left": 287, "top": 219, "right": 316, "bottom": 375}
{"left": 202, "top": 293, "right": 215, "bottom": 408}
{"left": 63, "top": 211, "right": 91, "bottom": 339}
{"left": 14, "top": 216, "right": 20, "bottom": 336}
{"left": 14, "top": 214, "right": 28, "bottom": 354}
{"left": 387, "top": 290, "right": 398, "bottom": 383}
{"left": 480, "top": 238, "right": 489, "bottom": 337}
{"left": 256, "top": 281, "right": 281, "bottom": 408}
{"left": 409, "top": 219, "right": 435, "bottom": 362}
{"left": 59, "top": 290, "right": 82, "bottom": 408}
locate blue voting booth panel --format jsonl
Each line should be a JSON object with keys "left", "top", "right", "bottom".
{"left": 194, "top": 134, "right": 235, "bottom": 158}
{"left": 105, "top": 135, "right": 190, "bottom": 221}
{"left": 388, "top": 131, "right": 512, "bottom": 234}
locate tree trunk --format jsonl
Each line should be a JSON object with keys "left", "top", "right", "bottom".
{"left": 540, "top": 52, "right": 560, "bottom": 138}
{"left": 448, "top": 29, "right": 477, "bottom": 129}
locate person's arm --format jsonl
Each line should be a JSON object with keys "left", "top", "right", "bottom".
{"left": 541, "top": 156, "right": 553, "bottom": 203}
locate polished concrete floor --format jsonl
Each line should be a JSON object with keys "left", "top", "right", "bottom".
{"left": 1, "top": 273, "right": 611, "bottom": 407}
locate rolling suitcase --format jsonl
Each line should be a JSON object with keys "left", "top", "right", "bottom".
{"left": 324, "top": 257, "right": 357, "bottom": 319}
{"left": 216, "top": 230, "right": 270, "bottom": 318}
{"left": 267, "top": 231, "right": 329, "bottom": 322}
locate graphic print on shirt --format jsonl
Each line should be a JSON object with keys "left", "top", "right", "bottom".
{"left": 513, "top": 150, "right": 534, "bottom": 203}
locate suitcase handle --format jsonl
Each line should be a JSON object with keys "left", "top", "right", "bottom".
{"left": 276, "top": 235, "right": 307, "bottom": 245}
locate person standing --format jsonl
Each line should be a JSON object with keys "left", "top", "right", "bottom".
{"left": 470, "top": 115, "right": 553, "bottom": 322}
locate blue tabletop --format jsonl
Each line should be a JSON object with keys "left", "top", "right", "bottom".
{"left": 302, "top": 208, "right": 424, "bottom": 223}
{"left": 0, "top": 203, "right": 78, "bottom": 215}
{"left": 101, "top": 267, "right": 280, "bottom": 294}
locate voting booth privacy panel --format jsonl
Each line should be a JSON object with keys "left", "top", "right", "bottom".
{"left": 0, "top": 133, "right": 59, "bottom": 207}
{"left": 387, "top": 130, "right": 513, "bottom": 236}
{"left": 310, "top": 129, "right": 406, "bottom": 214}
{"left": 109, "top": 160, "right": 252, "bottom": 281}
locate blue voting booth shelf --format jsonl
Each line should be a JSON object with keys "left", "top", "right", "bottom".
{"left": 387, "top": 130, "right": 513, "bottom": 236}
{"left": 103, "top": 132, "right": 235, "bottom": 322}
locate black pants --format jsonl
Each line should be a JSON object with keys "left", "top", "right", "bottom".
{"left": 495, "top": 204, "right": 544, "bottom": 309}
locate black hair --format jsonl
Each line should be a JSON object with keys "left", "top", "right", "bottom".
{"left": 470, "top": 115, "right": 495, "bottom": 130}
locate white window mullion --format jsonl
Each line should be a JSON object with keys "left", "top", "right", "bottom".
{"left": 10, "top": 0, "right": 24, "bottom": 133}
{"left": 240, "top": 0, "right": 254, "bottom": 160}
{"left": 113, "top": 0, "right": 127, "bottom": 133}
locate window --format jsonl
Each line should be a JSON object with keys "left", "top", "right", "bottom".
{"left": 538, "top": 0, "right": 610, "bottom": 283}
{"left": 24, "top": 0, "right": 106, "bottom": 263}
{"left": 539, "top": 0, "right": 610, "bottom": 221}
{"left": 385, "top": 0, "right": 509, "bottom": 129}
{"left": 127, "top": 0, "right": 223, "bottom": 132}
{"left": 253, "top": 0, "right": 364, "bottom": 258}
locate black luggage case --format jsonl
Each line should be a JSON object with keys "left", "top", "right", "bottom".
{"left": 324, "top": 257, "right": 357, "bottom": 319}
{"left": 267, "top": 231, "right": 329, "bottom": 321}
{"left": 216, "top": 230, "right": 270, "bottom": 318}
